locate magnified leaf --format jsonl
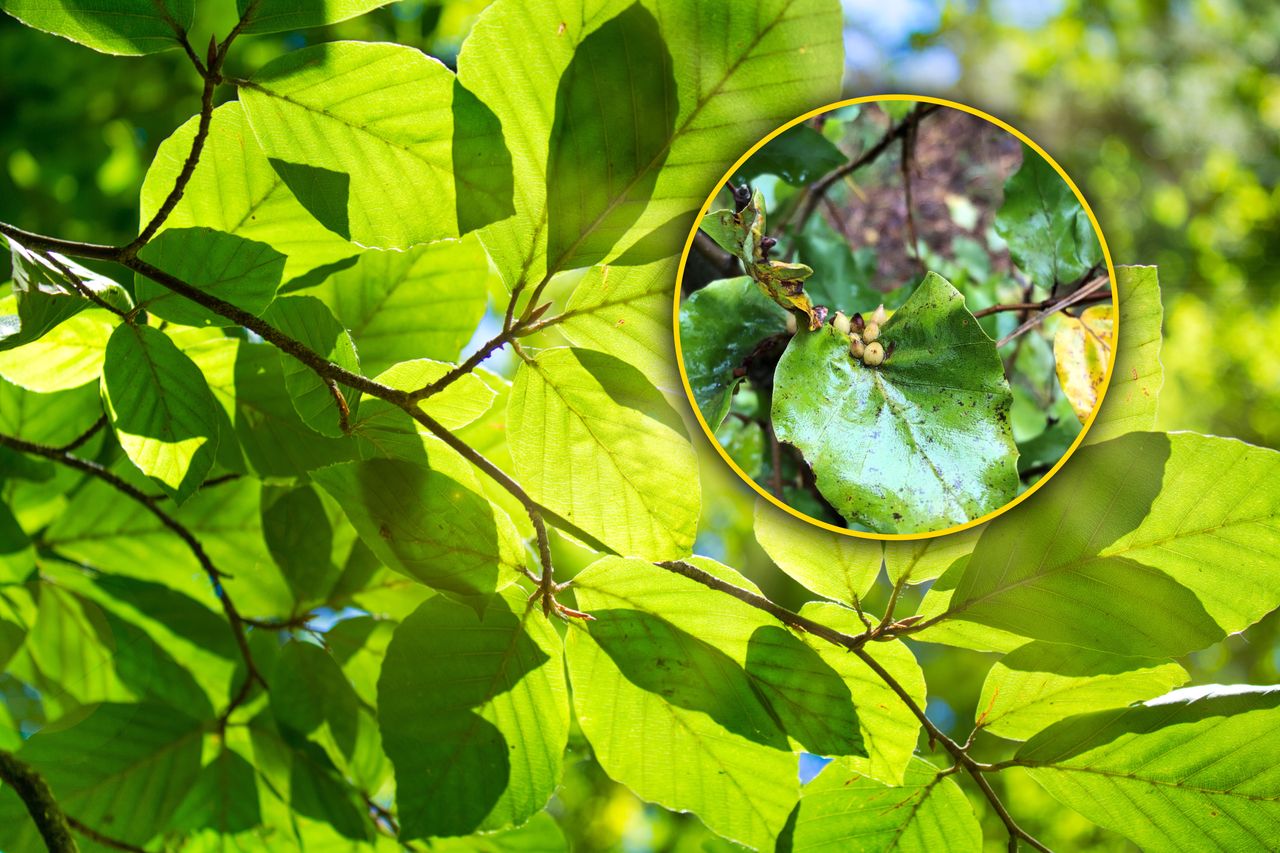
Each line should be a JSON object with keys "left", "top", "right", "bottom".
{"left": 773, "top": 272, "right": 1017, "bottom": 533}
{"left": 734, "top": 124, "right": 844, "bottom": 186}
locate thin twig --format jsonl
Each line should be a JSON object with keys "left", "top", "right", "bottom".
{"left": 788, "top": 104, "right": 940, "bottom": 237}
{"left": 41, "top": 252, "right": 129, "bottom": 319}
{"left": 900, "top": 122, "right": 922, "bottom": 270}
{"left": 0, "top": 750, "right": 77, "bottom": 852}
{"left": 67, "top": 818, "right": 145, "bottom": 853}
{"left": 0, "top": 434, "right": 262, "bottom": 695}
{"left": 56, "top": 414, "right": 107, "bottom": 452}
{"left": 996, "top": 276, "right": 1110, "bottom": 347}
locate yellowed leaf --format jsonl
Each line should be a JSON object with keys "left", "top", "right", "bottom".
{"left": 1054, "top": 305, "right": 1113, "bottom": 422}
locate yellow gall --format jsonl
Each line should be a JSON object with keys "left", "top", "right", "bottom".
{"left": 863, "top": 322, "right": 880, "bottom": 343}
{"left": 863, "top": 341, "right": 885, "bottom": 366}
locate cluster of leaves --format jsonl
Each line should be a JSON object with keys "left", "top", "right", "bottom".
{"left": 680, "top": 105, "right": 1111, "bottom": 533}
{"left": 0, "top": 3, "right": 1277, "bottom": 853}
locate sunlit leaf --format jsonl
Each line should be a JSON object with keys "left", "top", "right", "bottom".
{"left": 136, "top": 227, "right": 285, "bottom": 327}
{"left": 753, "top": 498, "right": 881, "bottom": 606}
{"left": 1087, "top": 265, "right": 1162, "bottom": 443}
{"left": 0, "top": 0, "right": 192, "bottom": 55}
{"left": 1054, "top": 304, "right": 1112, "bottom": 422}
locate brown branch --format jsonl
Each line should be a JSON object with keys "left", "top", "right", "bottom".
{"left": 126, "top": 40, "right": 222, "bottom": 254}
{"left": 41, "top": 252, "right": 129, "bottom": 319}
{"left": 0, "top": 750, "right": 77, "bottom": 852}
{"left": 0, "top": 222, "right": 120, "bottom": 262}
{"left": 789, "top": 104, "right": 941, "bottom": 237}
{"left": 972, "top": 288, "right": 1111, "bottom": 319}
{"left": 0, "top": 434, "right": 263, "bottom": 697}
{"left": 900, "top": 122, "right": 922, "bottom": 271}
{"left": 67, "top": 818, "right": 145, "bottom": 853}
{"left": 56, "top": 414, "right": 107, "bottom": 452}
{"left": 996, "top": 275, "right": 1110, "bottom": 347}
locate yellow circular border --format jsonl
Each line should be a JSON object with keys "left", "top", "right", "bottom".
{"left": 672, "top": 94, "right": 1120, "bottom": 542}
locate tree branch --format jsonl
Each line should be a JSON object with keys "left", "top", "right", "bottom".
{"left": 67, "top": 818, "right": 145, "bottom": 853}
{"left": 0, "top": 222, "right": 119, "bottom": 262}
{"left": 995, "top": 275, "right": 1110, "bottom": 347}
{"left": 0, "top": 750, "right": 77, "bottom": 852}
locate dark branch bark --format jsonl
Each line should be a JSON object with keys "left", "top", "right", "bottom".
{"left": 67, "top": 818, "right": 145, "bottom": 853}
{"left": 0, "top": 750, "right": 77, "bottom": 852}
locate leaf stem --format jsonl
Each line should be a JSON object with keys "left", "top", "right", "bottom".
{"left": 0, "top": 750, "right": 77, "bottom": 852}
{"left": 67, "top": 818, "right": 146, "bottom": 853}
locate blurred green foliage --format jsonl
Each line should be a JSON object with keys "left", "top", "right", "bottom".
{"left": 1, "top": 1, "right": 1277, "bottom": 851}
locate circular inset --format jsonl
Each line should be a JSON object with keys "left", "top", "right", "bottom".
{"left": 674, "top": 95, "right": 1118, "bottom": 539}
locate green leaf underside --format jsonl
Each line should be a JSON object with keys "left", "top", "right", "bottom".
{"left": 0, "top": 0, "right": 193, "bottom": 55}
{"left": 1017, "top": 685, "right": 1280, "bottom": 851}
{"left": 310, "top": 236, "right": 490, "bottom": 374}
{"left": 567, "top": 557, "right": 799, "bottom": 849}
{"left": 545, "top": 2, "right": 678, "bottom": 272}
{"left": 311, "top": 457, "right": 524, "bottom": 600}
{"left": 16, "top": 702, "right": 203, "bottom": 844}
{"left": 559, "top": 258, "right": 679, "bottom": 390}
{"left": 680, "top": 275, "right": 789, "bottom": 429}
{"left": 135, "top": 226, "right": 286, "bottom": 327}
{"left": 241, "top": 41, "right": 510, "bottom": 250}
{"left": 378, "top": 587, "right": 568, "bottom": 838}
{"left": 934, "top": 431, "right": 1280, "bottom": 657}
{"left": 261, "top": 295, "right": 361, "bottom": 438}
{"left": 236, "top": 0, "right": 395, "bottom": 34}
{"left": 508, "top": 347, "right": 699, "bottom": 560}
{"left": 753, "top": 498, "right": 881, "bottom": 607}
{"left": 460, "top": 0, "right": 843, "bottom": 291}
{"left": 2, "top": 236, "right": 130, "bottom": 351}
{"left": 1088, "top": 265, "right": 1162, "bottom": 443}
{"left": 736, "top": 123, "right": 845, "bottom": 186}
{"left": 977, "top": 641, "right": 1188, "bottom": 740}
{"left": 0, "top": 305, "right": 114, "bottom": 392}
{"left": 782, "top": 757, "right": 982, "bottom": 852}
{"left": 101, "top": 324, "right": 220, "bottom": 503}
{"left": 995, "top": 143, "right": 1102, "bottom": 289}
{"left": 139, "top": 103, "right": 358, "bottom": 284}
{"left": 355, "top": 359, "right": 497, "bottom": 434}
{"left": 773, "top": 272, "right": 1017, "bottom": 533}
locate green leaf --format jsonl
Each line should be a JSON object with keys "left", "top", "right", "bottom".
{"left": 140, "top": 103, "right": 359, "bottom": 284}
{"left": 18, "top": 702, "right": 203, "bottom": 845}
{"left": 261, "top": 296, "right": 361, "bottom": 438}
{"left": 566, "top": 557, "right": 799, "bottom": 849}
{"left": 995, "top": 143, "right": 1102, "bottom": 289}
{"left": 780, "top": 757, "right": 982, "bottom": 853}
{"left": 679, "top": 275, "right": 789, "bottom": 429}
{"left": 558, "top": 258, "right": 679, "bottom": 390}
{"left": 423, "top": 811, "right": 567, "bottom": 852}
{"left": 311, "top": 457, "right": 525, "bottom": 600}
{"left": 102, "top": 324, "right": 221, "bottom": 503}
{"left": 0, "top": 305, "right": 114, "bottom": 391}
{"left": 883, "top": 526, "right": 980, "bottom": 586}
{"left": 378, "top": 587, "right": 568, "bottom": 839}
{"left": 240, "top": 41, "right": 511, "bottom": 250}
{"left": 46, "top": 475, "right": 291, "bottom": 618}
{"left": 135, "top": 227, "right": 285, "bottom": 327}
{"left": 0, "top": 375, "right": 102, "bottom": 445}
{"left": 271, "top": 641, "right": 360, "bottom": 762}
{"left": 186, "top": 336, "right": 358, "bottom": 476}
{"left": 1017, "top": 684, "right": 1280, "bottom": 851}
{"left": 169, "top": 747, "right": 262, "bottom": 834}
{"left": 798, "top": 602, "right": 925, "bottom": 785}
{"left": 792, "top": 217, "right": 880, "bottom": 310}
{"left": 1087, "top": 265, "right": 1162, "bottom": 443}
{"left": 773, "top": 272, "right": 1018, "bottom": 533}
{"left": 753, "top": 498, "right": 881, "bottom": 606}
{"left": 23, "top": 585, "right": 133, "bottom": 706}
{"left": 0, "top": 502, "right": 34, "bottom": 583}
{"left": 976, "top": 641, "right": 1188, "bottom": 740}
{"left": 461, "top": 0, "right": 843, "bottom": 289}
{"left": 261, "top": 485, "right": 342, "bottom": 609}
{"left": 352, "top": 359, "right": 497, "bottom": 439}
{"left": 236, "top": 0, "right": 395, "bottom": 34}
{"left": 545, "top": 2, "right": 677, "bottom": 272}
{"left": 736, "top": 124, "right": 845, "bottom": 186}
{"left": 309, "top": 236, "right": 491, "bottom": 374}
{"left": 936, "top": 432, "right": 1280, "bottom": 657}
{"left": 508, "top": 347, "right": 699, "bottom": 559}
{"left": 1, "top": 237, "right": 130, "bottom": 350}
{"left": 0, "top": 0, "right": 192, "bottom": 55}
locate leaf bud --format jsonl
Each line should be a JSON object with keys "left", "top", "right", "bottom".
{"left": 832, "top": 311, "right": 851, "bottom": 335}
{"left": 863, "top": 341, "right": 885, "bottom": 366}
{"left": 759, "top": 236, "right": 777, "bottom": 259}
{"left": 732, "top": 183, "right": 752, "bottom": 212}
{"left": 863, "top": 322, "right": 880, "bottom": 343}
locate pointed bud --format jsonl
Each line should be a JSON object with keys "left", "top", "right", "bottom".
{"left": 872, "top": 303, "right": 888, "bottom": 325}
{"left": 759, "top": 236, "right": 777, "bottom": 259}
{"left": 863, "top": 322, "right": 880, "bottom": 343}
{"left": 863, "top": 341, "right": 885, "bottom": 366}
{"left": 832, "top": 311, "right": 851, "bottom": 335}
{"left": 732, "top": 183, "right": 752, "bottom": 212}
{"left": 851, "top": 312, "right": 865, "bottom": 332}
